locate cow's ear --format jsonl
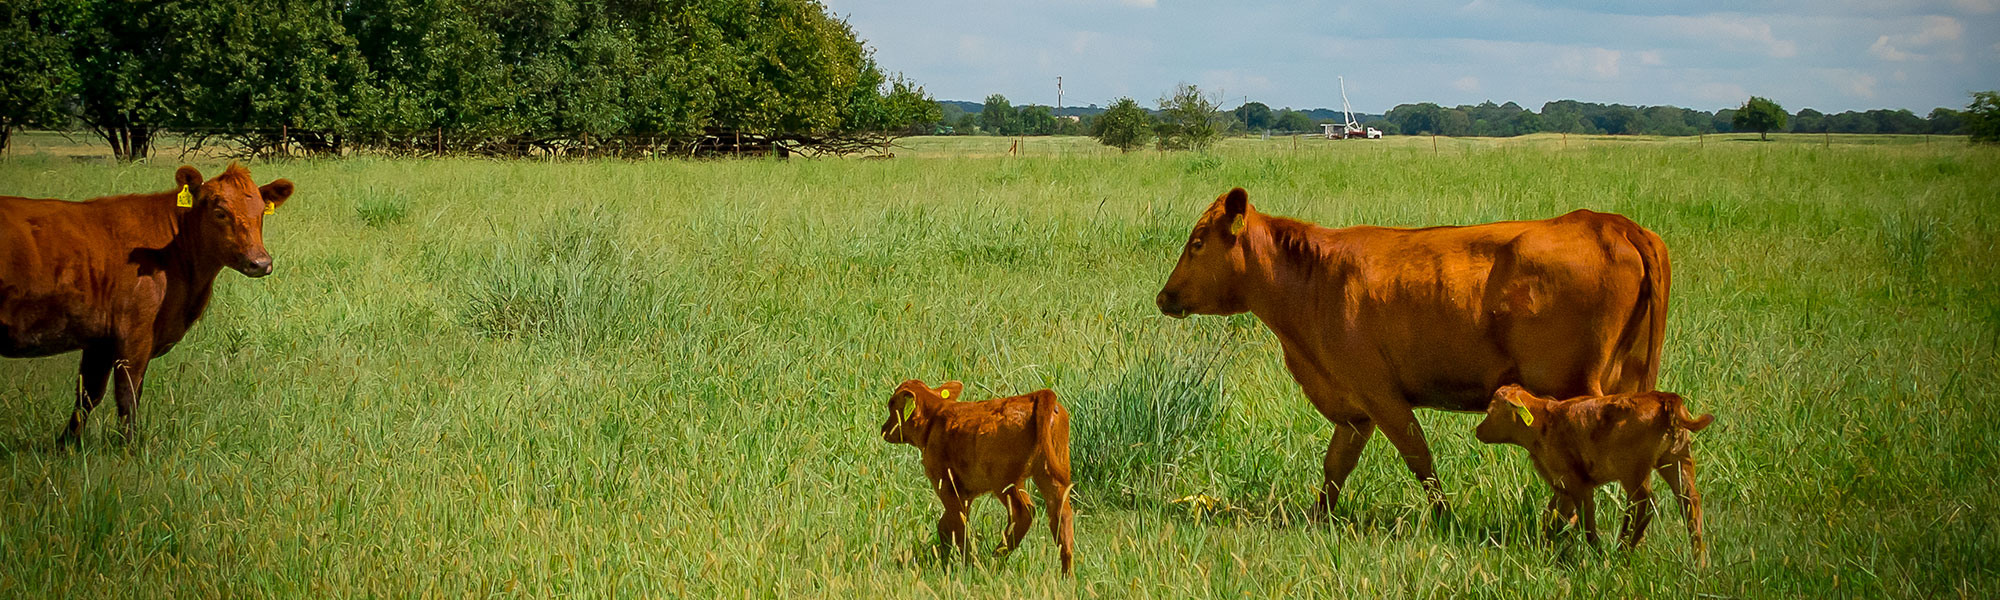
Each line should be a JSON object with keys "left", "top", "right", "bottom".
{"left": 937, "top": 381, "right": 965, "bottom": 401}
{"left": 175, "top": 166, "right": 204, "bottom": 193}
{"left": 1220, "top": 188, "right": 1251, "bottom": 238}
{"left": 260, "top": 179, "right": 294, "bottom": 210}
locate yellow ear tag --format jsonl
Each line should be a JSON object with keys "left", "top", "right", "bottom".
{"left": 264, "top": 201, "right": 276, "bottom": 215}
{"left": 1514, "top": 403, "right": 1534, "bottom": 426}
{"left": 939, "top": 389, "right": 950, "bottom": 399}
{"left": 1228, "top": 214, "right": 1246, "bottom": 236}
{"left": 176, "top": 185, "right": 193, "bottom": 208}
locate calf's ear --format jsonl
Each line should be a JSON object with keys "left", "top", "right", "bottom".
{"left": 937, "top": 381, "right": 965, "bottom": 401}
{"left": 175, "top": 166, "right": 204, "bottom": 192}
{"left": 260, "top": 179, "right": 295, "bottom": 210}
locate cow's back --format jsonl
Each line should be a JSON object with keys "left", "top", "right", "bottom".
{"left": 1325, "top": 210, "right": 1658, "bottom": 410}
{"left": 0, "top": 196, "right": 130, "bottom": 357}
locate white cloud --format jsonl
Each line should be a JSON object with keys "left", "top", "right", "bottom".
{"left": 1638, "top": 50, "right": 1665, "bottom": 66}
{"left": 1652, "top": 15, "right": 1798, "bottom": 58}
{"left": 1694, "top": 82, "right": 1749, "bottom": 104}
{"left": 1554, "top": 47, "right": 1623, "bottom": 79}
{"left": 1949, "top": 0, "right": 1998, "bottom": 14}
{"left": 1836, "top": 71, "right": 1879, "bottom": 98}
{"left": 1114, "top": 0, "right": 1157, "bottom": 7}
{"left": 1452, "top": 76, "right": 1481, "bottom": 92}
{"left": 1868, "top": 16, "right": 1964, "bottom": 62}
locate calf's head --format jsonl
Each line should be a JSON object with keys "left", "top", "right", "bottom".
{"left": 880, "top": 379, "right": 964, "bottom": 445}
{"left": 1157, "top": 188, "right": 1255, "bottom": 318}
{"left": 1475, "top": 385, "right": 1544, "bottom": 446}
{"left": 176, "top": 164, "right": 293, "bottom": 277}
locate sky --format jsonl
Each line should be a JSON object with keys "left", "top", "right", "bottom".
{"left": 820, "top": 0, "right": 2000, "bottom": 115}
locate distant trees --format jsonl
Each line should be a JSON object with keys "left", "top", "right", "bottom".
{"left": 1233, "top": 102, "right": 1273, "bottom": 131}
{"left": 1733, "top": 97, "right": 1788, "bottom": 141}
{"left": 1154, "top": 83, "right": 1221, "bottom": 151}
{"left": 8, "top": 0, "right": 938, "bottom": 159}
{"left": 1271, "top": 110, "right": 1315, "bottom": 133}
{"left": 0, "top": 0, "right": 74, "bottom": 154}
{"left": 1090, "top": 97, "right": 1153, "bottom": 152}
{"left": 1967, "top": 91, "right": 2000, "bottom": 144}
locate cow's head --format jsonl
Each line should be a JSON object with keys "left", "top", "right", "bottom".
{"left": 880, "top": 379, "right": 963, "bottom": 445}
{"left": 176, "top": 164, "right": 292, "bottom": 278}
{"left": 1156, "top": 187, "right": 1255, "bottom": 318}
{"left": 1475, "top": 384, "right": 1544, "bottom": 446}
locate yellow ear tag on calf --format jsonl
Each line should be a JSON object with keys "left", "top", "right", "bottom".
{"left": 939, "top": 389, "right": 950, "bottom": 399}
{"left": 176, "top": 185, "right": 193, "bottom": 208}
{"left": 1514, "top": 403, "right": 1534, "bottom": 425}
{"left": 1229, "top": 214, "right": 1247, "bottom": 236}
{"left": 264, "top": 201, "right": 276, "bottom": 215}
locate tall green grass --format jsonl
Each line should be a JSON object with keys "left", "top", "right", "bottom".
{"left": 0, "top": 137, "right": 1995, "bottom": 597}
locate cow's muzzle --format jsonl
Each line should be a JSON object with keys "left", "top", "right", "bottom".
{"left": 1156, "top": 290, "right": 1189, "bottom": 319}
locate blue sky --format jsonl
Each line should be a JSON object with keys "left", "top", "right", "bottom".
{"left": 821, "top": 0, "right": 2000, "bottom": 114}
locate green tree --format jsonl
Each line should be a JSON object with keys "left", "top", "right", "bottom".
{"left": 1792, "top": 108, "right": 1826, "bottom": 133}
{"left": 1967, "top": 91, "right": 2000, "bottom": 143}
{"left": 68, "top": 0, "right": 198, "bottom": 161}
{"left": 1015, "top": 105, "right": 1057, "bottom": 135}
{"left": 0, "top": 0, "right": 75, "bottom": 153}
{"left": 1925, "top": 108, "right": 1963, "bottom": 135}
{"left": 1089, "top": 96, "right": 1151, "bottom": 152}
{"left": 980, "top": 94, "right": 1015, "bottom": 135}
{"left": 1233, "top": 101, "right": 1272, "bottom": 130}
{"left": 1732, "top": 96, "right": 1787, "bottom": 141}
{"left": 1154, "top": 83, "right": 1219, "bottom": 151}
{"left": 1272, "top": 109, "right": 1312, "bottom": 133}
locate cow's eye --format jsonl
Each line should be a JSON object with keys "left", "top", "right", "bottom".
{"left": 214, "top": 209, "right": 229, "bottom": 221}
{"left": 1188, "top": 238, "right": 1204, "bottom": 252}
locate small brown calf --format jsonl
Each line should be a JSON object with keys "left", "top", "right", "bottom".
{"left": 879, "top": 379, "right": 1074, "bottom": 574}
{"left": 1475, "top": 384, "right": 1714, "bottom": 566}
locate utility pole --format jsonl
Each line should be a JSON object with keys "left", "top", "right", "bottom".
{"left": 1056, "top": 76, "right": 1063, "bottom": 117}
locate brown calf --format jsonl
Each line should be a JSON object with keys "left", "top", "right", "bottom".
{"left": 879, "top": 380, "right": 1075, "bottom": 574}
{"left": 1474, "top": 384, "right": 1714, "bottom": 565}
{"left": 1, "top": 163, "right": 293, "bottom": 444}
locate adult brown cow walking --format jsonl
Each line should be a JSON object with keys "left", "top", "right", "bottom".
{"left": 1, "top": 164, "right": 294, "bottom": 445}
{"left": 1155, "top": 188, "right": 1668, "bottom": 514}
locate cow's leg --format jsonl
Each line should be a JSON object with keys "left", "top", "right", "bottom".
{"left": 1288, "top": 354, "right": 1375, "bottom": 515}
{"left": 1619, "top": 475, "right": 1655, "bottom": 551}
{"left": 934, "top": 486, "right": 970, "bottom": 566}
{"left": 1659, "top": 458, "right": 1706, "bottom": 567}
{"left": 1033, "top": 470, "right": 1074, "bottom": 575}
{"left": 109, "top": 350, "right": 151, "bottom": 444}
{"left": 59, "top": 345, "right": 117, "bottom": 446}
{"left": 1366, "top": 403, "right": 1448, "bottom": 513}
{"left": 1314, "top": 418, "right": 1375, "bottom": 515}
{"left": 999, "top": 484, "right": 1034, "bottom": 553}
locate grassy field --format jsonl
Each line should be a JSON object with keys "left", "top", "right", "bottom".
{"left": 1, "top": 134, "right": 1995, "bottom": 597}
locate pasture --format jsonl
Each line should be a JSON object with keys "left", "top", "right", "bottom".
{"left": 1, "top": 133, "right": 1995, "bottom": 597}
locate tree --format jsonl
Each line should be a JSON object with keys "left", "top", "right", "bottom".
{"left": 1967, "top": 91, "right": 2000, "bottom": 144}
{"left": 0, "top": 0, "right": 75, "bottom": 154}
{"left": 1154, "top": 83, "right": 1220, "bottom": 151}
{"left": 980, "top": 94, "right": 1015, "bottom": 135}
{"left": 1732, "top": 96, "right": 1787, "bottom": 141}
{"left": 1233, "top": 101, "right": 1272, "bottom": 131}
{"left": 1925, "top": 108, "right": 1964, "bottom": 135}
{"left": 1792, "top": 108, "right": 1826, "bottom": 133}
{"left": 1272, "top": 109, "right": 1313, "bottom": 133}
{"left": 1089, "top": 97, "right": 1152, "bottom": 152}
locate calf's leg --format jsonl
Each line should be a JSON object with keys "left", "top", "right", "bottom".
{"left": 1619, "top": 477, "right": 1655, "bottom": 551}
{"left": 1659, "top": 458, "right": 1707, "bottom": 567}
{"left": 934, "top": 488, "right": 970, "bottom": 565}
{"left": 1315, "top": 418, "right": 1375, "bottom": 515}
{"left": 999, "top": 484, "right": 1034, "bottom": 553}
{"left": 1034, "top": 471, "right": 1074, "bottom": 575}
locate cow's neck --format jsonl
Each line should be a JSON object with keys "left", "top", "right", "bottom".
{"left": 125, "top": 194, "right": 226, "bottom": 326}
{"left": 1241, "top": 217, "right": 1346, "bottom": 356}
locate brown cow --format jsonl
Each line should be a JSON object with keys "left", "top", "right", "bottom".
{"left": 1, "top": 163, "right": 293, "bottom": 444}
{"left": 879, "top": 380, "right": 1075, "bottom": 574}
{"left": 1155, "top": 188, "right": 1668, "bottom": 514}
{"left": 1475, "top": 384, "right": 1712, "bottom": 566}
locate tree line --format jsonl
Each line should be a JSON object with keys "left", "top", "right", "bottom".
{"left": 0, "top": 0, "right": 941, "bottom": 160}
{"left": 1379, "top": 98, "right": 1984, "bottom": 138}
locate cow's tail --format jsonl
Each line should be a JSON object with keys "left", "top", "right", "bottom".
{"left": 1657, "top": 392, "right": 1714, "bottom": 433}
{"left": 1620, "top": 219, "right": 1671, "bottom": 392}
{"left": 1031, "top": 390, "right": 1072, "bottom": 482}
